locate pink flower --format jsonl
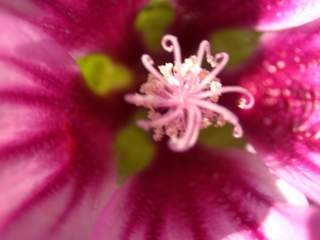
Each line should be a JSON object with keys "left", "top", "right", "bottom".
{"left": 0, "top": 1, "right": 319, "bottom": 239}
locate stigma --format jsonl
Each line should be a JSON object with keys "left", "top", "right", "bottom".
{"left": 125, "top": 35, "right": 254, "bottom": 152}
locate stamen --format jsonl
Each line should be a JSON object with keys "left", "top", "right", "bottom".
{"left": 196, "top": 53, "right": 229, "bottom": 92}
{"left": 125, "top": 34, "right": 254, "bottom": 152}
{"left": 196, "top": 40, "right": 211, "bottom": 67}
{"left": 188, "top": 107, "right": 202, "bottom": 148}
{"left": 191, "top": 99, "right": 243, "bottom": 138}
{"left": 193, "top": 85, "right": 254, "bottom": 109}
{"left": 220, "top": 86, "right": 255, "bottom": 109}
{"left": 141, "top": 54, "right": 164, "bottom": 81}
{"left": 169, "top": 107, "right": 197, "bottom": 151}
{"left": 138, "top": 109, "right": 181, "bottom": 129}
{"left": 161, "top": 35, "right": 182, "bottom": 67}
{"left": 124, "top": 94, "right": 178, "bottom": 108}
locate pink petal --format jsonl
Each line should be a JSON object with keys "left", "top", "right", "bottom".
{"left": 0, "top": 10, "right": 119, "bottom": 239}
{"left": 1, "top": 0, "right": 147, "bottom": 61}
{"left": 260, "top": 204, "right": 320, "bottom": 240}
{"left": 310, "top": 209, "right": 320, "bottom": 238}
{"left": 92, "top": 146, "right": 315, "bottom": 240}
{"left": 171, "top": 0, "right": 320, "bottom": 47}
{"left": 173, "top": 0, "right": 320, "bottom": 30}
{"left": 253, "top": 0, "right": 320, "bottom": 31}
{"left": 234, "top": 20, "right": 320, "bottom": 203}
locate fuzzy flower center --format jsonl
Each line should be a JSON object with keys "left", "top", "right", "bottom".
{"left": 125, "top": 35, "right": 254, "bottom": 152}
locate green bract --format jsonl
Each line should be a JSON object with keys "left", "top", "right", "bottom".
{"left": 135, "top": 0, "right": 175, "bottom": 50}
{"left": 77, "top": 54, "right": 133, "bottom": 95}
{"left": 211, "top": 29, "right": 261, "bottom": 67}
{"left": 114, "top": 122, "right": 155, "bottom": 182}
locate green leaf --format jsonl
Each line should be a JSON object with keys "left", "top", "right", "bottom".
{"left": 77, "top": 54, "right": 133, "bottom": 95}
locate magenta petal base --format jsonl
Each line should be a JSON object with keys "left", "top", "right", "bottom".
{"left": 92, "top": 146, "right": 317, "bottom": 240}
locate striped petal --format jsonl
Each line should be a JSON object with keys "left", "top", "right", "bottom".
{"left": 0, "top": 10, "right": 119, "bottom": 240}
{"left": 1, "top": 0, "right": 147, "bottom": 61}
{"left": 92, "top": 146, "right": 317, "bottom": 240}
{"left": 235, "top": 20, "right": 320, "bottom": 203}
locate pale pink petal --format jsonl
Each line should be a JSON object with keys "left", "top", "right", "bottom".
{"left": 260, "top": 204, "right": 320, "bottom": 240}
{"left": 254, "top": 0, "right": 320, "bottom": 31}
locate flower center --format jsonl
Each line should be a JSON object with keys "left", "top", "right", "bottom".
{"left": 125, "top": 35, "right": 254, "bottom": 152}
